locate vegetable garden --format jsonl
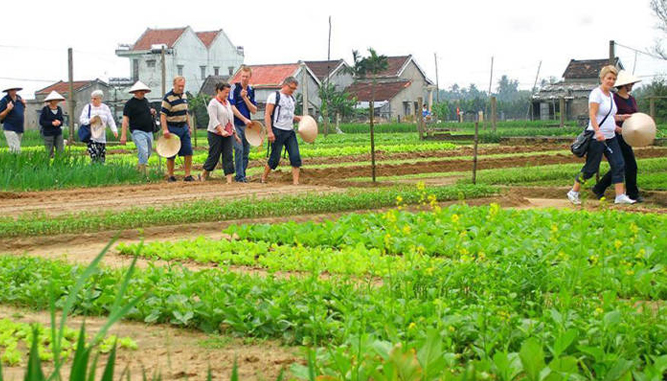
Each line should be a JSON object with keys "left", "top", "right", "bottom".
{"left": 0, "top": 121, "right": 665, "bottom": 380}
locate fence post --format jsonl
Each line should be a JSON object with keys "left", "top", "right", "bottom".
{"left": 472, "top": 121, "right": 479, "bottom": 184}
{"left": 417, "top": 97, "right": 424, "bottom": 140}
{"left": 650, "top": 97, "right": 656, "bottom": 120}
{"left": 559, "top": 97, "right": 565, "bottom": 128}
{"left": 491, "top": 96, "right": 497, "bottom": 133}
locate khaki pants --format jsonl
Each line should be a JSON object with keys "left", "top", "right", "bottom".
{"left": 3, "top": 130, "right": 22, "bottom": 153}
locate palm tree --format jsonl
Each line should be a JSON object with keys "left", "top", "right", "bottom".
{"left": 345, "top": 48, "right": 388, "bottom": 182}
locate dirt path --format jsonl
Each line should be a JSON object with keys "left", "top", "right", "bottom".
{"left": 0, "top": 182, "right": 345, "bottom": 217}
{"left": 0, "top": 305, "right": 298, "bottom": 380}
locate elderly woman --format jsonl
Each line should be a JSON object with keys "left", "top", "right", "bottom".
{"left": 80, "top": 90, "right": 117, "bottom": 163}
{"left": 567, "top": 65, "right": 634, "bottom": 205}
{"left": 39, "top": 91, "right": 66, "bottom": 157}
{"left": 199, "top": 82, "right": 240, "bottom": 183}
{"left": 592, "top": 71, "right": 643, "bottom": 202}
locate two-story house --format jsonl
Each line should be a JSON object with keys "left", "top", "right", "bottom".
{"left": 116, "top": 26, "right": 244, "bottom": 100}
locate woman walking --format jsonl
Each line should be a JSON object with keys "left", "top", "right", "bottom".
{"left": 200, "top": 83, "right": 240, "bottom": 183}
{"left": 567, "top": 65, "right": 635, "bottom": 205}
{"left": 592, "top": 71, "right": 642, "bottom": 202}
{"left": 39, "top": 91, "right": 65, "bottom": 157}
{"left": 79, "top": 90, "right": 117, "bottom": 163}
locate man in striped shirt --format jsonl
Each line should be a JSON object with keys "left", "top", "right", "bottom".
{"left": 160, "top": 76, "right": 194, "bottom": 182}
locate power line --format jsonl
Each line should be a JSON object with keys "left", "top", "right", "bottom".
{"left": 615, "top": 42, "right": 666, "bottom": 62}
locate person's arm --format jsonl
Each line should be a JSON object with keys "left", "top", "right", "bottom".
{"left": 79, "top": 105, "right": 91, "bottom": 125}
{"left": 120, "top": 116, "right": 129, "bottom": 144}
{"left": 0, "top": 100, "right": 13, "bottom": 120}
{"left": 106, "top": 105, "right": 118, "bottom": 137}
{"left": 39, "top": 108, "right": 49, "bottom": 129}
{"left": 242, "top": 90, "right": 257, "bottom": 114}
{"left": 231, "top": 105, "right": 251, "bottom": 126}
{"left": 265, "top": 102, "right": 275, "bottom": 142}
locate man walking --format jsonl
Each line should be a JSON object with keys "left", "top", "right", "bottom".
{"left": 262, "top": 77, "right": 302, "bottom": 185}
{"left": 0, "top": 85, "right": 26, "bottom": 153}
{"left": 160, "top": 76, "right": 195, "bottom": 182}
{"left": 120, "top": 81, "right": 155, "bottom": 176}
{"left": 229, "top": 65, "right": 257, "bottom": 182}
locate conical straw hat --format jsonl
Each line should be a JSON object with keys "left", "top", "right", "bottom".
{"left": 2, "top": 84, "right": 22, "bottom": 92}
{"left": 298, "top": 115, "right": 318, "bottom": 143}
{"left": 622, "top": 113, "right": 656, "bottom": 147}
{"left": 245, "top": 121, "right": 265, "bottom": 147}
{"left": 128, "top": 81, "right": 151, "bottom": 93}
{"left": 615, "top": 71, "right": 641, "bottom": 88}
{"left": 156, "top": 135, "right": 182, "bottom": 157}
{"left": 44, "top": 91, "right": 65, "bottom": 102}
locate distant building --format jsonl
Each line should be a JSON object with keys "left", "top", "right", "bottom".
{"left": 115, "top": 26, "right": 244, "bottom": 99}
{"left": 228, "top": 62, "right": 321, "bottom": 119}
{"left": 304, "top": 59, "right": 353, "bottom": 90}
{"left": 24, "top": 79, "right": 110, "bottom": 131}
{"left": 199, "top": 75, "right": 230, "bottom": 96}
{"left": 531, "top": 58, "right": 624, "bottom": 122}
{"left": 345, "top": 55, "right": 435, "bottom": 121}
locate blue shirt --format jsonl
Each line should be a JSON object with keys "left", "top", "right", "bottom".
{"left": 229, "top": 83, "right": 256, "bottom": 127}
{"left": 0, "top": 94, "right": 25, "bottom": 133}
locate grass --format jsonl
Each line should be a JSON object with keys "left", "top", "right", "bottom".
{"left": 0, "top": 150, "right": 162, "bottom": 192}
{"left": 0, "top": 184, "right": 498, "bottom": 238}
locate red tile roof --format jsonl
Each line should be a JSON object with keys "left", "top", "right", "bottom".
{"left": 372, "top": 55, "right": 411, "bottom": 78}
{"left": 304, "top": 60, "right": 345, "bottom": 81}
{"left": 562, "top": 58, "right": 623, "bottom": 80}
{"left": 196, "top": 31, "right": 220, "bottom": 48}
{"left": 35, "top": 80, "right": 95, "bottom": 95}
{"left": 345, "top": 80, "right": 411, "bottom": 102}
{"left": 229, "top": 64, "right": 300, "bottom": 89}
{"left": 132, "top": 27, "right": 187, "bottom": 51}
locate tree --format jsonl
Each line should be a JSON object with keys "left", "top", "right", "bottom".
{"left": 651, "top": 0, "right": 667, "bottom": 58}
{"left": 496, "top": 75, "right": 520, "bottom": 102}
{"left": 318, "top": 83, "right": 357, "bottom": 132}
{"left": 344, "top": 48, "right": 388, "bottom": 182}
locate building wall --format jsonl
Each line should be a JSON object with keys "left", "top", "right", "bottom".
{"left": 330, "top": 69, "right": 354, "bottom": 91}
{"left": 207, "top": 32, "right": 244, "bottom": 78}
{"left": 390, "top": 82, "right": 425, "bottom": 120}
{"left": 170, "top": 30, "right": 209, "bottom": 96}
{"left": 399, "top": 61, "right": 431, "bottom": 104}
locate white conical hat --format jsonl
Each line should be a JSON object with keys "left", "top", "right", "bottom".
{"left": 615, "top": 71, "right": 641, "bottom": 88}
{"left": 128, "top": 81, "right": 151, "bottom": 94}
{"left": 245, "top": 121, "right": 265, "bottom": 147}
{"left": 622, "top": 112, "right": 656, "bottom": 147}
{"left": 44, "top": 91, "right": 65, "bottom": 102}
{"left": 156, "top": 135, "right": 182, "bottom": 158}
{"left": 298, "top": 115, "right": 318, "bottom": 143}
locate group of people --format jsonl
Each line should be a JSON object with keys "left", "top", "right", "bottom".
{"left": 567, "top": 66, "right": 643, "bottom": 204}
{"left": 0, "top": 64, "right": 304, "bottom": 184}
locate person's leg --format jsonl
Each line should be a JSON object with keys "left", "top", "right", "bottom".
{"left": 43, "top": 135, "right": 55, "bottom": 158}
{"left": 132, "top": 130, "right": 149, "bottom": 168}
{"left": 181, "top": 128, "right": 194, "bottom": 178}
{"left": 592, "top": 171, "right": 612, "bottom": 199}
{"left": 284, "top": 131, "right": 302, "bottom": 185}
{"left": 602, "top": 138, "right": 628, "bottom": 200}
{"left": 167, "top": 159, "right": 175, "bottom": 178}
{"left": 233, "top": 126, "right": 246, "bottom": 181}
{"left": 569, "top": 140, "right": 604, "bottom": 203}
{"left": 16, "top": 133, "right": 22, "bottom": 154}
{"left": 99, "top": 143, "right": 106, "bottom": 164}
{"left": 263, "top": 129, "right": 286, "bottom": 183}
{"left": 221, "top": 136, "right": 235, "bottom": 183}
{"left": 201, "top": 132, "right": 222, "bottom": 180}
{"left": 618, "top": 136, "right": 639, "bottom": 199}
{"left": 242, "top": 136, "right": 250, "bottom": 178}
{"left": 55, "top": 134, "right": 64, "bottom": 154}
{"left": 4, "top": 131, "right": 20, "bottom": 153}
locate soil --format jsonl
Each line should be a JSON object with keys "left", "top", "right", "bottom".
{"left": 0, "top": 305, "right": 299, "bottom": 380}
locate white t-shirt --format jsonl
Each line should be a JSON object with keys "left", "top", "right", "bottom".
{"left": 266, "top": 91, "right": 295, "bottom": 131}
{"left": 587, "top": 87, "right": 617, "bottom": 139}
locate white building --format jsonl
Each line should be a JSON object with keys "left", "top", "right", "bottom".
{"left": 116, "top": 26, "right": 244, "bottom": 100}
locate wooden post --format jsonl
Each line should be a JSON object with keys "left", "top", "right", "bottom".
{"left": 301, "top": 62, "right": 308, "bottom": 115}
{"left": 370, "top": 99, "right": 376, "bottom": 182}
{"left": 335, "top": 112, "right": 340, "bottom": 132}
{"left": 609, "top": 40, "right": 615, "bottom": 65}
{"left": 650, "top": 97, "right": 656, "bottom": 120}
{"left": 67, "top": 48, "right": 75, "bottom": 144}
{"left": 192, "top": 113, "right": 197, "bottom": 148}
{"left": 417, "top": 97, "right": 424, "bottom": 140}
{"left": 559, "top": 97, "right": 565, "bottom": 128}
{"left": 323, "top": 16, "right": 332, "bottom": 137}
{"left": 159, "top": 46, "right": 166, "bottom": 173}
{"left": 434, "top": 52, "right": 440, "bottom": 104}
{"left": 472, "top": 121, "right": 479, "bottom": 184}
{"left": 490, "top": 96, "right": 497, "bottom": 133}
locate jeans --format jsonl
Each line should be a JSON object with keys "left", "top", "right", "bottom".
{"left": 167, "top": 124, "right": 193, "bottom": 157}
{"left": 233, "top": 124, "right": 250, "bottom": 181}
{"left": 593, "top": 134, "right": 638, "bottom": 198}
{"left": 43, "top": 133, "right": 64, "bottom": 157}
{"left": 267, "top": 128, "right": 301, "bottom": 170}
{"left": 576, "top": 137, "right": 624, "bottom": 185}
{"left": 203, "top": 132, "right": 234, "bottom": 175}
{"left": 3, "top": 130, "right": 22, "bottom": 153}
{"left": 131, "top": 130, "right": 153, "bottom": 165}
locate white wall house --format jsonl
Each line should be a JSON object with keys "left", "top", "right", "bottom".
{"left": 115, "top": 26, "right": 244, "bottom": 101}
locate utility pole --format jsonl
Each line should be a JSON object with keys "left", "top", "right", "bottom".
{"left": 485, "top": 56, "right": 494, "bottom": 129}
{"left": 609, "top": 40, "right": 615, "bottom": 65}
{"left": 434, "top": 52, "right": 440, "bottom": 104}
{"left": 323, "top": 15, "right": 332, "bottom": 137}
{"left": 526, "top": 60, "right": 542, "bottom": 121}
{"left": 301, "top": 62, "right": 308, "bottom": 115}
{"left": 160, "top": 46, "right": 166, "bottom": 174}
{"left": 67, "top": 48, "right": 75, "bottom": 144}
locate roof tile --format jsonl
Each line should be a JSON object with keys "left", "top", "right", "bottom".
{"left": 345, "top": 80, "right": 411, "bottom": 102}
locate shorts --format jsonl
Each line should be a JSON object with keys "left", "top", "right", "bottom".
{"left": 167, "top": 124, "right": 193, "bottom": 157}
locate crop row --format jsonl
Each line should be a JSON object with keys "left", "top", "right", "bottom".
{"left": 0, "top": 184, "right": 497, "bottom": 238}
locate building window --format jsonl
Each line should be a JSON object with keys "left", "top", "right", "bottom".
{"left": 200, "top": 66, "right": 206, "bottom": 79}
{"left": 132, "top": 59, "right": 139, "bottom": 81}
{"left": 214, "top": 67, "right": 220, "bottom": 76}
{"left": 228, "top": 66, "right": 235, "bottom": 76}
{"left": 146, "top": 60, "right": 156, "bottom": 68}
{"left": 177, "top": 65, "right": 184, "bottom": 76}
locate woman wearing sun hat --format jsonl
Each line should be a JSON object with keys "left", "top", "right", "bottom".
{"left": 39, "top": 91, "right": 66, "bottom": 157}
{"left": 591, "top": 70, "right": 643, "bottom": 202}
{"left": 120, "top": 81, "right": 156, "bottom": 175}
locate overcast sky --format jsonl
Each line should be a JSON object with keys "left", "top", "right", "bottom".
{"left": 2, "top": 0, "right": 666, "bottom": 98}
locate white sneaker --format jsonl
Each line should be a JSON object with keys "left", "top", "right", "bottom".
{"left": 567, "top": 190, "right": 581, "bottom": 205}
{"left": 615, "top": 194, "right": 636, "bottom": 204}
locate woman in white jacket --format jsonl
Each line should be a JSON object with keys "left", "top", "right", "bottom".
{"left": 199, "top": 83, "right": 240, "bottom": 183}
{"left": 79, "top": 90, "right": 117, "bottom": 163}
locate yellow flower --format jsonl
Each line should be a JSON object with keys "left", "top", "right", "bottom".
{"left": 614, "top": 240, "right": 622, "bottom": 250}
{"left": 448, "top": 326, "right": 455, "bottom": 333}
{"left": 589, "top": 255, "right": 599, "bottom": 265}
{"left": 630, "top": 223, "right": 639, "bottom": 235}
{"left": 551, "top": 224, "right": 558, "bottom": 233}
{"left": 625, "top": 269, "right": 635, "bottom": 276}
{"left": 396, "top": 195, "right": 403, "bottom": 206}
{"left": 594, "top": 307, "right": 604, "bottom": 315}
{"left": 416, "top": 181, "right": 426, "bottom": 191}
{"left": 425, "top": 267, "right": 434, "bottom": 275}
{"left": 636, "top": 248, "right": 646, "bottom": 259}
{"left": 477, "top": 252, "right": 486, "bottom": 261}
{"left": 408, "top": 322, "right": 416, "bottom": 330}
{"left": 402, "top": 225, "right": 412, "bottom": 235}
{"left": 451, "top": 214, "right": 460, "bottom": 223}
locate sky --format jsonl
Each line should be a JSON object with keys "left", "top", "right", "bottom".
{"left": 1, "top": 0, "right": 666, "bottom": 99}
